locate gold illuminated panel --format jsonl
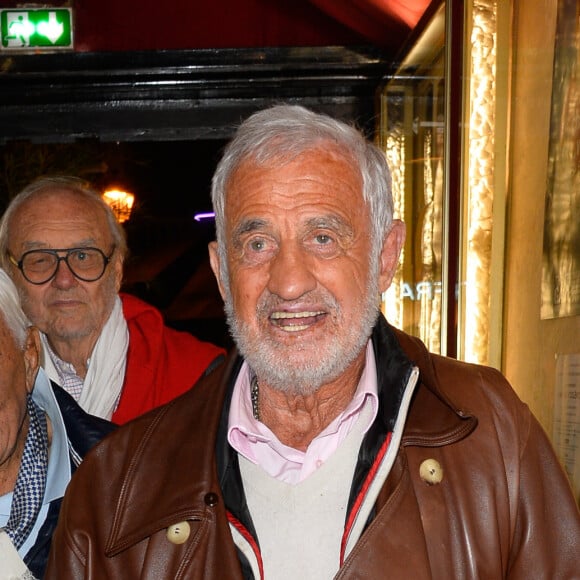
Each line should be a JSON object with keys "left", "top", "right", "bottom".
{"left": 459, "top": 0, "right": 498, "bottom": 364}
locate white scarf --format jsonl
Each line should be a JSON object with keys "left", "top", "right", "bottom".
{"left": 0, "top": 530, "right": 36, "bottom": 579}
{"left": 41, "top": 296, "right": 129, "bottom": 420}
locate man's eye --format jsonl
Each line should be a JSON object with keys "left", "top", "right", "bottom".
{"left": 315, "top": 234, "right": 332, "bottom": 244}
{"left": 248, "top": 239, "right": 266, "bottom": 252}
{"left": 29, "top": 255, "right": 50, "bottom": 267}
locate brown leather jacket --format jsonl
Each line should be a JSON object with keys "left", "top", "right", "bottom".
{"left": 46, "top": 318, "right": 580, "bottom": 579}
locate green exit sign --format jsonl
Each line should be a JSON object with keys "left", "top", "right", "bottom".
{"left": 1, "top": 8, "right": 73, "bottom": 51}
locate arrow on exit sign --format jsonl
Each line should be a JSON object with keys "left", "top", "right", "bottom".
{"left": 1, "top": 8, "right": 73, "bottom": 51}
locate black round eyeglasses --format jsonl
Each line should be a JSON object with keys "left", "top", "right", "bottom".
{"left": 8, "top": 247, "right": 115, "bottom": 285}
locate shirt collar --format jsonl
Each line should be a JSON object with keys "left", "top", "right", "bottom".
{"left": 228, "top": 341, "right": 379, "bottom": 453}
{"left": 31, "top": 368, "right": 71, "bottom": 503}
{"left": 44, "top": 339, "right": 75, "bottom": 374}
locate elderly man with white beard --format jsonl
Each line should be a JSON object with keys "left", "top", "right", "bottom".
{"left": 47, "top": 105, "right": 579, "bottom": 579}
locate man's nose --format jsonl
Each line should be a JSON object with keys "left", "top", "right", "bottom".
{"left": 267, "top": 243, "right": 316, "bottom": 300}
{"left": 51, "top": 257, "right": 77, "bottom": 287}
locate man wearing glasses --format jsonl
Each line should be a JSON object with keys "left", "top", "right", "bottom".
{"left": 0, "top": 176, "right": 224, "bottom": 424}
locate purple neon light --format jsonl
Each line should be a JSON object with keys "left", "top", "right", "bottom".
{"left": 194, "top": 212, "right": 215, "bottom": 222}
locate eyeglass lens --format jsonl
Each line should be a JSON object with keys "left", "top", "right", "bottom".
{"left": 21, "top": 248, "right": 108, "bottom": 283}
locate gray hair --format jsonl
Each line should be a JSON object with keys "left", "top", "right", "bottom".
{"left": 0, "top": 175, "right": 128, "bottom": 269}
{"left": 0, "top": 268, "right": 30, "bottom": 347}
{"left": 211, "top": 104, "right": 394, "bottom": 263}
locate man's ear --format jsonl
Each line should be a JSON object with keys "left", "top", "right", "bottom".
{"left": 113, "top": 254, "right": 124, "bottom": 292}
{"left": 23, "top": 326, "right": 41, "bottom": 394}
{"left": 378, "top": 219, "right": 406, "bottom": 293}
{"left": 208, "top": 241, "right": 227, "bottom": 301}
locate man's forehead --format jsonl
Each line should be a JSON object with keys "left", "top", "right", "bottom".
{"left": 14, "top": 189, "right": 105, "bottom": 225}
{"left": 225, "top": 148, "right": 362, "bottom": 209}
{"left": 11, "top": 190, "right": 112, "bottom": 247}
{"left": 234, "top": 142, "right": 354, "bottom": 172}
{"left": 20, "top": 187, "right": 89, "bottom": 207}
{"left": 227, "top": 149, "right": 360, "bottom": 199}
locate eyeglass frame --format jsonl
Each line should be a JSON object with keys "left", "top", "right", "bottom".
{"left": 8, "top": 246, "right": 116, "bottom": 285}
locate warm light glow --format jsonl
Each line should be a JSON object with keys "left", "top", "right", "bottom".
{"left": 102, "top": 189, "right": 135, "bottom": 223}
{"left": 460, "top": 0, "right": 497, "bottom": 364}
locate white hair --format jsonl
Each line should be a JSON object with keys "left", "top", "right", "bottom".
{"left": 211, "top": 104, "right": 394, "bottom": 284}
{"left": 0, "top": 268, "right": 30, "bottom": 347}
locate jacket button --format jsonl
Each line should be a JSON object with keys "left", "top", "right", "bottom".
{"left": 420, "top": 458, "right": 444, "bottom": 485}
{"left": 204, "top": 492, "right": 219, "bottom": 507}
{"left": 166, "top": 521, "right": 191, "bottom": 545}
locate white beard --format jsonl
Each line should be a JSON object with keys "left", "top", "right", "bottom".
{"left": 224, "top": 268, "right": 380, "bottom": 396}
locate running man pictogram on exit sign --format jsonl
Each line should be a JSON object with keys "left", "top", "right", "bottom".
{"left": 1, "top": 8, "right": 73, "bottom": 51}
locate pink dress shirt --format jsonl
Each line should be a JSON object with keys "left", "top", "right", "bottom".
{"left": 228, "top": 342, "right": 378, "bottom": 484}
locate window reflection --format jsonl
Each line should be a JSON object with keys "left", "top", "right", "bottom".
{"left": 381, "top": 52, "right": 446, "bottom": 354}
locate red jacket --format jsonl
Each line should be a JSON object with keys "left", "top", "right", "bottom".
{"left": 111, "top": 293, "right": 225, "bottom": 424}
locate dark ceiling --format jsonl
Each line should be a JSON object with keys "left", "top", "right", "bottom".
{"left": 70, "top": 0, "right": 434, "bottom": 53}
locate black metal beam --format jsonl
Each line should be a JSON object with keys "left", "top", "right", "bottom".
{"left": 0, "top": 46, "right": 393, "bottom": 143}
